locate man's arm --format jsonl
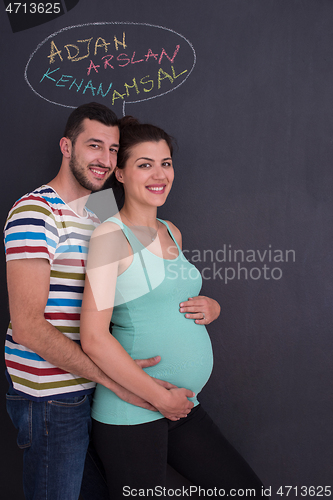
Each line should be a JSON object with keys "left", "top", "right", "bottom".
{"left": 6, "top": 258, "right": 164, "bottom": 410}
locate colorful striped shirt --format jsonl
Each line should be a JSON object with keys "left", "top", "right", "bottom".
{"left": 4, "top": 185, "right": 100, "bottom": 400}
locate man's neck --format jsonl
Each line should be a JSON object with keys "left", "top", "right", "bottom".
{"left": 48, "top": 174, "right": 91, "bottom": 217}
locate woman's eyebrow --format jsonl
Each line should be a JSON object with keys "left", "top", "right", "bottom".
{"left": 135, "top": 157, "right": 172, "bottom": 161}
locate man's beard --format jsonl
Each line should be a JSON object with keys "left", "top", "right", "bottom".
{"left": 69, "top": 150, "right": 108, "bottom": 193}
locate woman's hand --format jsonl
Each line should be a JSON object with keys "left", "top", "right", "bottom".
{"left": 110, "top": 356, "right": 177, "bottom": 412}
{"left": 136, "top": 356, "right": 194, "bottom": 419}
{"left": 179, "top": 296, "right": 221, "bottom": 325}
{"left": 153, "top": 387, "right": 195, "bottom": 421}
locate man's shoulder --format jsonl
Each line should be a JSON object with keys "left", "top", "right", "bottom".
{"left": 9, "top": 185, "right": 64, "bottom": 213}
{"left": 5, "top": 185, "right": 99, "bottom": 236}
{"left": 4, "top": 186, "right": 62, "bottom": 261}
{"left": 5, "top": 185, "right": 66, "bottom": 226}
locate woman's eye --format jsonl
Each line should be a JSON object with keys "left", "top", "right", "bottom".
{"left": 138, "top": 163, "right": 151, "bottom": 168}
{"left": 162, "top": 162, "right": 172, "bottom": 167}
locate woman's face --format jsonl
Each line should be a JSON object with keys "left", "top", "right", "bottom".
{"left": 115, "top": 140, "right": 174, "bottom": 208}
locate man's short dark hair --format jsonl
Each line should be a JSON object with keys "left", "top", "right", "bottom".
{"left": 64, "top": 102, "right": 119, "bottom": 145}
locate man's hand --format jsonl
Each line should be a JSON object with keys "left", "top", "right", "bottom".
{"left": 135, "top": 358, "right": 195, "bottom": 421}
{"left": 134, "top": 355, "right": 177, "bottom": 389}
{"left": 134, "top": 355, "right": 161, "bottom": 370}
{"left": 115, "top": 384, "right": 194, "bottom": 421}
{"left": 113, "top": 356, "right": 180, "bottom": 415}
{"left": 112, "top": 384, "right": 158, "bottom": 411}
{"left": 179, "top": 296, "right": 221, "bottom": 325}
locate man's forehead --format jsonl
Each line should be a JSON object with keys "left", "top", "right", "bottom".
{"left": 79, "top": 118, "right": 119, "bottom": 141}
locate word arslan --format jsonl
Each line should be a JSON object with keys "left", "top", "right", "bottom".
{"left": 86, "top": 46, "right": 180, "bottom": 76}
{"left": 48, "top": 35, "right": 181, "bottom": 71}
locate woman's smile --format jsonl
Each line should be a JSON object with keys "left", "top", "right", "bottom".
{"left": 145, "top": 184, "right": 166, "bottom": 193}
{"left": 115, "top": 140, "right": 174, "bottom": 207}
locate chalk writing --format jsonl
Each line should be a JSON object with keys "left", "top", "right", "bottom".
{"left": 25, "top": 22, "right": 196, "bottom": 112}
{"left": 48, "top": 34, "right": 125, "bottom": 63}
{"left": 39, "top": 65, "right": 187, "bottom": 105}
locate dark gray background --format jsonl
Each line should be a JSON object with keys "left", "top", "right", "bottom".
{"left": 1, "top": 1, "right": 332, "bottom": 498}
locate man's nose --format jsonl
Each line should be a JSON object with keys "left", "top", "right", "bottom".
{"left": 98, "top": 149, "right": 112, "bottom": 169}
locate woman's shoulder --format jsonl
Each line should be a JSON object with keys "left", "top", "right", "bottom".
{"left": 161, "top": 220, "right": 182, "bottom": 248}
{"left": 89, "top": 218, "right": 127, "bottom": 254}
{"left": 91, "top": 217, "right": 124, "bottom": 238}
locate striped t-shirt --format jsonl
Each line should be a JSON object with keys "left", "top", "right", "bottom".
{"left": 4, "top": 185, "right": 100, "bottom": 400}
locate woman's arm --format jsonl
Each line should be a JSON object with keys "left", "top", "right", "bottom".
{"left": 164, "top": 221, "right": 221, "bottom": 325}
{"left": 80, "top": 222, "right": 194, "bottom": 421}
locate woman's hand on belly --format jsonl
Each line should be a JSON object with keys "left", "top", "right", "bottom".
{"left": 152, "top": 386, "right": 195, "bottom": 421}
{"left": 179, "top": 295, "right": 221, "bottom": 324}
{"left": 110, "top": 355, "right": 178, "bottom": 412}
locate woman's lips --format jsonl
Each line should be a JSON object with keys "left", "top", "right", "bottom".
{"left": 146, "top": 185, "right": 166, "bottom": 193}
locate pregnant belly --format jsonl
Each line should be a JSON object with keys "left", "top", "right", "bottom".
{"left": 112, "top": 322, "right": 214, "bottom": 396}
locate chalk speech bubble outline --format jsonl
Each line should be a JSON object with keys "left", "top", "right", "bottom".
{"left": 24, "top": 21, "right": 197, "bottom": 114}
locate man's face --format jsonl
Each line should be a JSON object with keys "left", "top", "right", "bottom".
{"left": 69, "top": 118, "right": 120, "bottom": 192}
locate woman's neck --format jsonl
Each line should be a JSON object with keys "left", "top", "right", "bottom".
{"left": 120, "top": 201, "right": 158, "bottom": 227}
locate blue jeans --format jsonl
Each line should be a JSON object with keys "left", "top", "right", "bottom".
{"left": 6, "top": 386, "right": 92, "bottom": 500}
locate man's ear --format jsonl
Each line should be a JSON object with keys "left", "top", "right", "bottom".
{"left": 115, "top": 167, "right": 124, "bottom": 183}
{"left": 59, "top": 137, "right": 72, "bottom": 158}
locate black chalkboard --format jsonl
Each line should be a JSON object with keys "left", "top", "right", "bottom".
{"left": 1, "top": 1, "right": 333, "bottom": 498}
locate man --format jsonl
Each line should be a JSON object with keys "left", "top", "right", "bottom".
{"left": 4, "top": 102, "right": 220, "bottom": 499}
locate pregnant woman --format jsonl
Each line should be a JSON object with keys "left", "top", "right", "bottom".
{"left": 80, "top": 117, "right": 262, "bottom": 498}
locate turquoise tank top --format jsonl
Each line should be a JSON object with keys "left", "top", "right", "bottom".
{"left": 91, "top": 218, "right": 214, "bottom": 425}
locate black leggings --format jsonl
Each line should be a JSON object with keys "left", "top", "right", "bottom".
{"left": 92, "top": 405, "right": 263, "bottom": 499}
